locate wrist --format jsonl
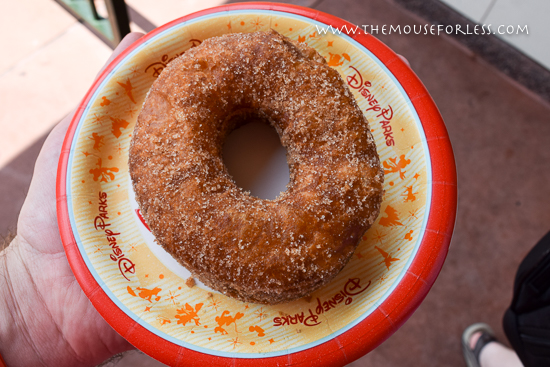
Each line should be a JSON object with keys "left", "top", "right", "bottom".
{"left": 0, "top": 238, "right": 83, "bottom": 367}
{"left": 0, "top": 237, "right": 132, "bottom": 367}
{"left": 0, "top": 238, "right": 44, "bottom": 367}
{"left": 0, "top": 239, "right": 36, "bottom": 367}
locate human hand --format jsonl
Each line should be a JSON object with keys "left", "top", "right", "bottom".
{"left": 0, "top": 32, "right": 144, "bottom": 367}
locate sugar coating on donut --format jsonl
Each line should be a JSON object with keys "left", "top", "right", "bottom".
{"left": 129, "top": 30, "right": 384, "bottom": 304}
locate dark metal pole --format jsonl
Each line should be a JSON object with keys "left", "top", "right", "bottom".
{"left": 105, "top": 0, "right": 131, "bottom": 45}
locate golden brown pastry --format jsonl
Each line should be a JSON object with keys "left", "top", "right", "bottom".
{"left": 129, "top": 30, "right": 383, "bottom": 304}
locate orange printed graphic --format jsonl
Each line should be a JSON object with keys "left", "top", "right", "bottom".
{"left": 229, "top": 337, "right": 241, "bottom": 349}
{"left": 298, "top": 35, "right": 306, "bottom": 43}
{"left": 371, "top": 229, "right": 387, "bottom": 243}
{"left": 249, "top": 325, "right": 265, "bottom": 337}
{"left": 164, "top": 289, "right": 181, "bottom": 305}
{"left": 413, "top": 172, "right": 421, "bottom": 180}
{"left": 100, "top": 96, "right": 111, "bottom": 106}
{"left": 127, "top": 286, "right": 136, "bottom": 296}
{"left": 127, "top": 286, "right": 162, "bottom": 302}
{"left": 254, "top": 307, "right": 268, "bottom": 321}
{"left": 376, "top": 274, "right": 388, "bottom": 284}
{"left": 89, "top": 158, "right": 119, "bottom": 183}
{"left": 125, "top": 107, "right": 138, "bottom": 118}
{"left": 375, "top": 246, "right": 400, "bottom": 270}
{"left": 309, "top": 32, "right": 318, "bottom": 39}
{"left": 157, "top": 316, "right": 172, "bottom": 325}
{"left": 250, "top": 17, "right": 264, "bottom": 30}
{"left": 129, "top": 65, "right": 140, "bottom": 77}
{"left": 208, "top": 297, "right": 221, "bottom": 311}
{"left": 91, "top": 113, "right": 103, "bottom": 126}
{"left": 327, "top": 52, "right": 351, "bottom": 67}
{"left": 327, "top": 53, "right": 344, "bottom": 66}
{"left": 405, "top": 230, "right": 414, "bottom": 241}
{"left": 327, "top": 40, "right": 334, "bottom": 47}
{"left": 269, "top": 338, "right": 275, "bottom": 344}
{"left": 214, "top": 310, "right": 244, "bottom": 335}
{"left": 379, "top": 205, "right": 403, "bottom": 227}
{"left": 88, "top": 133, "right": 105, "bottom": 151}
{"left": 117, "top": 78, "right": 136, "bottom": 104}
{"left": 175, "top": 303, "right": 203, "bottom": 326}
{"left": 110, "top": 117, "right": 130, "bottom": 138}
{"left": 402, "top": 185, "right": 418, "bottom": 202}
{"left": 409, "top": 208, "right": 420, "bottom": 220}
{"left": 383, "top": 155, "right": 411, "bottom": 180}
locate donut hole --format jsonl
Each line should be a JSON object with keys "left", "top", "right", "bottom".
{"left": 222, "top": 114, "right": 290, "bottom": 200}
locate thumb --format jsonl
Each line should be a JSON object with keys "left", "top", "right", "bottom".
{"left": 97, "top": 32, "right": 146, "bottom": 78}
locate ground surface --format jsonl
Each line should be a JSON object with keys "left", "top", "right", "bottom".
{"left": 1, "top": 0, "right": 549, "bottom": 366}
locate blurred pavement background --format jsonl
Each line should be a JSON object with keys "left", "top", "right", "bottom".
{"left": 1, "top": 0, "right": 549, "bottom": 366}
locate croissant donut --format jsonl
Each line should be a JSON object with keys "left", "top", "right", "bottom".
{"left": 129, "top": 30, "right": 383, "bottom": 304}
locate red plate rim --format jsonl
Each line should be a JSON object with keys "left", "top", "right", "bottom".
{"left": 56, "top": 2, "right": 457, "bottom": 366}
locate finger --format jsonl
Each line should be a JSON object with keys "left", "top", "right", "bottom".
{"left": 97, "top": 32, "right": 145, "bottom": 78}
{"left": 46, "top": 32, "right": 146, "bottom": 188}
{"left": 42, "top": 32, "right": 146, "bottom": 165}
{"left": 18, "top": 32, "right": 145, "bottom": 245}
{"left": 49, "top": 32, "right": 146, "bottom": 152}
{"left": 397, "top": 54, "right": 410, "bottom": 67}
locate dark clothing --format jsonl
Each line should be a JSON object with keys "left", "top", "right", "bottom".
{"left": 504, "top": 231, "right": 550, "bottom": 367}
